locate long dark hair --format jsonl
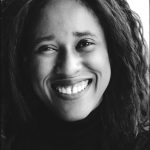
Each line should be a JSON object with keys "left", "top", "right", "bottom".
{"left": 2, "top": 0, "right": 149, "bottom": 146}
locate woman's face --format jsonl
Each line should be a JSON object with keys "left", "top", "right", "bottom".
{"left": 30, "top": 0, "right": 111, "bottom": 121}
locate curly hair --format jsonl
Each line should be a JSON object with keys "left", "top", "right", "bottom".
{"left": 2, "top": 0, "right": 149, "bottom": 146}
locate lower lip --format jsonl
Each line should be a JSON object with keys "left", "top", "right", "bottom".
{"left": 51, "top": 80, "right": 92, "bottom": 101}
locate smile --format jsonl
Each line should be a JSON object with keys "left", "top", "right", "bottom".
{"left": 52, "top": 79, "right": 92, "bottom": 95}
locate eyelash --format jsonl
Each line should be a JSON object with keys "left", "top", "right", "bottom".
{"left": 35, "top": 39, "right": 95, "bottom": 55}
{"left": 36, "top": 45, "right": 57, "bottom": 54}
{"left": 76, "top": 39, "right": 94, "bottom": 50}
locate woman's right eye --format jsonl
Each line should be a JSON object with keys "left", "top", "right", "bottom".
{"left": 35, "top": 45, "right": 57, "bottom": 55}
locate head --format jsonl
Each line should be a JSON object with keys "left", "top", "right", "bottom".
{"left": 4, "top": 0, "right": 149, "bottom": 138}
{"left": 23, "top": 0, "right": 111, "bottom": 121}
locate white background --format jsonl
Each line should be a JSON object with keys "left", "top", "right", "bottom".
{"left": 127, "top": 0, "right": 149, "bottom": 48}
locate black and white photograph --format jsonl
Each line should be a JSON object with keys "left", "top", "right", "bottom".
{"left": 1, "top": 0, "right": 149, "bottom": 150}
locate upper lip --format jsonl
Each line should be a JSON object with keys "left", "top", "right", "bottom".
{"left": 51, "top": 77, "right": 92, "bottom": 87}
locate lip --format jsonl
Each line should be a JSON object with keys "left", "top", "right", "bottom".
{"left": 50, "top": 78, "right": 93, "bottom": 101}
{"left": 51, "top": 77, "right": 91, "bottom": 86}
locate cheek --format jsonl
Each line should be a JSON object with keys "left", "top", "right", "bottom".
{"left": 84, "top": 48, "right": 110, "bottom": 72}
{"left": 84, "top": 47, "right": 111, "bottom": 95}
{"left": 30, "top": 57, "right": 54, "bottom": 83}
{"left": 30, "top": 56, "right": 56, "bottom": 102}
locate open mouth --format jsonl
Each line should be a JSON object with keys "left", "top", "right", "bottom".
{"left": 51, "top": 79, "right": 92, "bottom": 95}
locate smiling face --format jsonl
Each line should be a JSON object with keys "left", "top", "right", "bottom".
{"left": 29, "top": 0, "right": 111, "bottom": 121}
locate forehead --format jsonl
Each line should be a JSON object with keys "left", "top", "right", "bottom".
{"left": 39, "top": 0, "right": 96, "bottom": 22}
{"left": 33, "top": 0, "right": 102, "bottom": 37}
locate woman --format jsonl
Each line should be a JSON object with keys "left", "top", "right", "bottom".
{"left": 2, "top": 0, "right": 149, "bottom": 149}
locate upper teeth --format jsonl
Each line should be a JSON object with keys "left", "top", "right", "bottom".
{"left": 55, "top": 80, "right": 89, "bottom": 95}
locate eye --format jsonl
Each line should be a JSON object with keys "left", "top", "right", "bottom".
{"left": 35, "top": 45, "right": 57, "bottom": 55}
{"left": 76, "top": 39, "right": 95, "bottom": 51}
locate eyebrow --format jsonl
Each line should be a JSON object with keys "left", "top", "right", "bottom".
{"left": 33, "top": 35, "right": 55, "bottom": 46}
{"left": 73, "top": 31, "right": 96, "bottom": 38}
{"left": 33, "top": 31, "right": 96, "bottom": 46}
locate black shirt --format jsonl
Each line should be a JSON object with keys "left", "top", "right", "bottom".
{"left": 9, "top": 107, "right": 150, "bottom": 150}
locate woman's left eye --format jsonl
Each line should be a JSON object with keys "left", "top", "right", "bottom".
{"left": 76, "top": 39, "right": 95, "bottom": 50}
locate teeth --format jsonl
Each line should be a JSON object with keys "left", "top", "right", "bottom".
{"left": 62, "top": 87, "right": 66, "bottom": 94}
{"left": 56, "top": 80, "right": 89, "bottom": 95}
{"left": 66, "top": 87, "right": 72, "bottom": 94}
{"left": 73, "top": 86, "right": 78, "bottom": 94}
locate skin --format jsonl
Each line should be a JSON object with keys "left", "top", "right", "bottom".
{"left": 30, "top": 0, "right": 111, "bottom": 121}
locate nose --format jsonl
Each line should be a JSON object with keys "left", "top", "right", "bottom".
{"left": 55, "top": 48, "right": 82, "bottom": 77}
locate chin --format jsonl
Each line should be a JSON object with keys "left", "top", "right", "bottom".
{"left": 55, "top": 105, "right": 94, "bottom": 122}
{"left": 61, "top": 113, "right": 89, "bottom": 122}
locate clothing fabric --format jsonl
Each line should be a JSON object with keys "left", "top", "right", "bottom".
{"left": 5, "top": 106, "right": 150, "bottom": 150}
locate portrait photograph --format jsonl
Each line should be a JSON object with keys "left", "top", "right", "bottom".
{"left": 1, "top": 0, "right": 150, "bottom": 150}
